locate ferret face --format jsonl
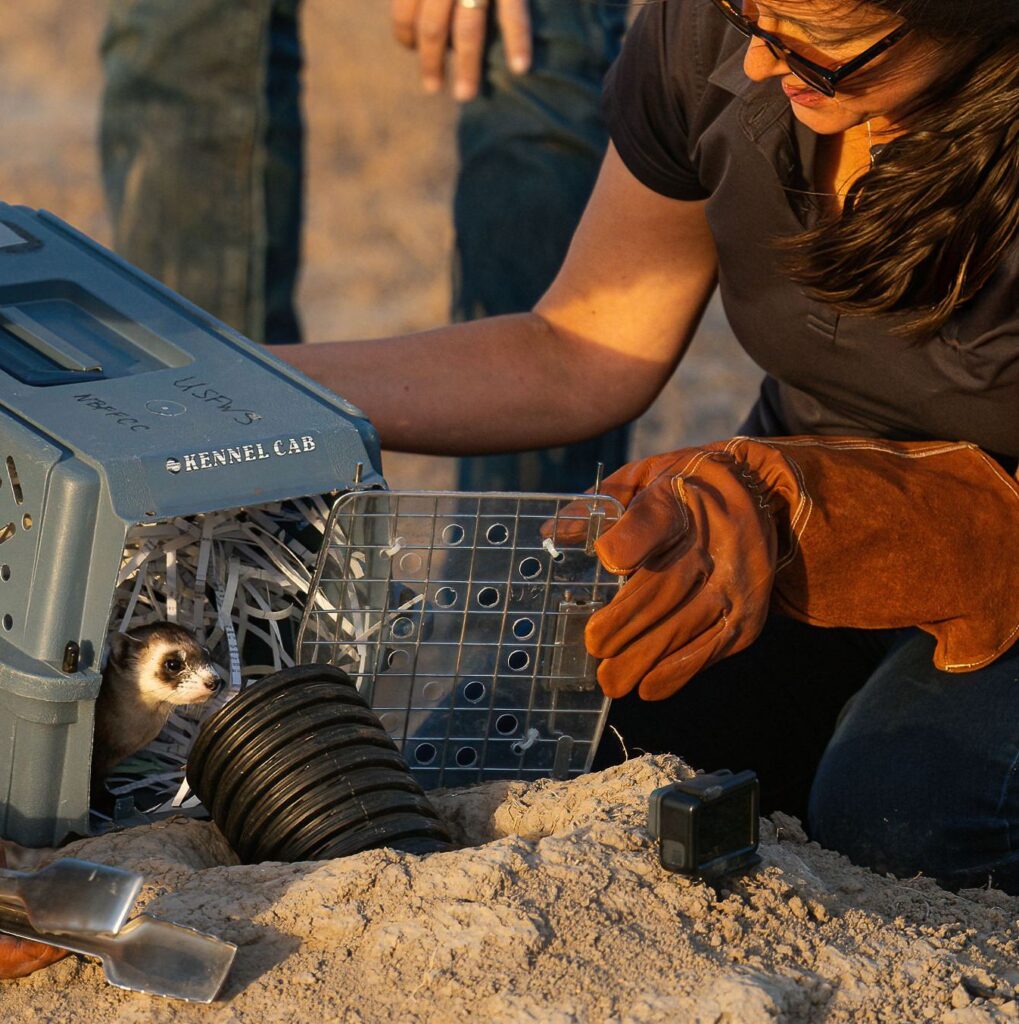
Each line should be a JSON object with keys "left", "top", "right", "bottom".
{"left": 106, "top": 623, "right": 221, "bottom": 710}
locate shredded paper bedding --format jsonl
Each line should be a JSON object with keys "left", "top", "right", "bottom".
{"left": 101, "top": 497, "right": 337, "bottom": 819}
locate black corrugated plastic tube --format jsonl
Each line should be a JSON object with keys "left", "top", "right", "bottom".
{"left": 187, "top": 664, "right": 454, "bottom": 862}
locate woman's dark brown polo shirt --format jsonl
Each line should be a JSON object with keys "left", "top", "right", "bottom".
{"left": 604, "top": 0, "right": 1019, "bottom": 458}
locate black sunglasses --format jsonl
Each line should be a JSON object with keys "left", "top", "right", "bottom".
{"left": 710, "top": 0, "right": 912, "bottom": 97}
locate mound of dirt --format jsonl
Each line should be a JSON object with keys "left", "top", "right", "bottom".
{"left": 5, "top": 755, "right": 1019, "bottom": 1022}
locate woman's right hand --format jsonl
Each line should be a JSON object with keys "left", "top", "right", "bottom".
{"left": 556, "top": 446, "right": 780, "bottom": 701}
{"left": 563, "top": 435, "right": 1019, "bottom": 702}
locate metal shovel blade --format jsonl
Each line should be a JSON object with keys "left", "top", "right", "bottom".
{"left": 0, "top": 858, "right": 143, "bottom": 936}
{"left": 0, "top": 908, "right": 236, "bottom": 1002}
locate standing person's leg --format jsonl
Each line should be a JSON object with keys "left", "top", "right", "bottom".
{"left": 263, "top": 0, "right": 304, "bottom": 345}
{"left": 810, "top": 631, "right": 1019, "bottom": 893}
{"left": 100, "top": 0, "right": 304, "bottom": 345}
{"left": 453, "top": 0, "right": 630, "bottom": 493}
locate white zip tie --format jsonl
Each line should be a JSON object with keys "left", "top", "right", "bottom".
{"left": 381, "top": 537, "right": 405, "bottom": 558}
{"left": 542, "top": 537, "right": 562, "bottom": 561}
{"left": 512, "top": 728, "right": 541, "bottom": 754}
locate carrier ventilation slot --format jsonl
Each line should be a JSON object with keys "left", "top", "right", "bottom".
{"left": 0, "top": 523, "right": 14, "bottom": 545}
{"left": 5, "top": 457, "right": 23, "bottom": 505}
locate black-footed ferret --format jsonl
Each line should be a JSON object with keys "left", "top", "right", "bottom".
{"left": 91, "top": 622, "right": 221, "bottom": 794}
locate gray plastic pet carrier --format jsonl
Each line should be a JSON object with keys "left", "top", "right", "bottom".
{"left": 0, "top": 204, "right": 382, "bottom": 846}
{"left": 0, "top": 204, "right": 619, "bottom": 851}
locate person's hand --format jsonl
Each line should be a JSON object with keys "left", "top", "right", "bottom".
{"left": 571, "top": 447, "right": 782, "bottom": 700}
{"left": 391, "top": 0, "right": 532, "bottom": 101}
{"left": 0, "top": 842, "right": 68, "bottom": 980}
{"left": 563, "top": 437, "right": 1019, "bottom": 701}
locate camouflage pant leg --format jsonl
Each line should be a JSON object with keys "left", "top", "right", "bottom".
{"left": 100, "top": 0, "right": 303, "bottom": 344}
{"left": 452, "top": 0, "right": 631, "bottom": 494}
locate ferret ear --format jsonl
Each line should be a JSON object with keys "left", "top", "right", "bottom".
{"left": 106, "top": 630, "right": 141, "bottom": 667}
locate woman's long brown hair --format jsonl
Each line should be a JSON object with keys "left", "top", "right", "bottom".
{"left": 780, "top": 4, "right": 1019, "bottom": 338}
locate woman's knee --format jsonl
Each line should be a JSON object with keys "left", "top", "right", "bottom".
{"left": 808, "top": 634, "right": 1019, "bottom": 892}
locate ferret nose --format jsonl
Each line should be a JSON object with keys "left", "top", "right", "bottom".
{"left": 204, "top": 675, "right": 222, "bottom": 693}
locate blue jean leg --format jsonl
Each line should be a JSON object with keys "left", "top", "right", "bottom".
{"left": 453, "top": 0, "right": 631, "bottom": 493}
{"left": 810, "top": 629, "right": 1019, "bottom": 892}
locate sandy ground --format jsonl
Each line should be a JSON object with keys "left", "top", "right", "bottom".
{"left": 6, "top": 4, "right": 1018, "bottom": 1022}
{"left": 5, "top": 756, "right": 1019, "bottom": 1023}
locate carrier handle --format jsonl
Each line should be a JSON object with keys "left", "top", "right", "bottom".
{"left": 0, "top": 305, "right": 103, "bottom": 374}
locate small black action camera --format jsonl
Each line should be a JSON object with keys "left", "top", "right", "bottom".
{"left": 647, "top": 769, "right": 760, "bottom": 880}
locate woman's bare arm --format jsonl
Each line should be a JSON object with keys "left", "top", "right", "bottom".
{"left": 271, "top": 145, "right": 718, "bottom": 454}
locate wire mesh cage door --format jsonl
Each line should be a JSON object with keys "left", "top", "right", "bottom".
{"left": 297, "top": 491, "right": 623, "bottom": 789}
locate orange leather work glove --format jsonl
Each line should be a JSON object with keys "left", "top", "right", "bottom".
{"left": 561, "top": 437, "right": 1019, "bottom": 700}
{"left": 0, "top": 936, "right": 66, "bottom": 980}
{"left": 0, "top": 843, "right": 67, "bottom": 980}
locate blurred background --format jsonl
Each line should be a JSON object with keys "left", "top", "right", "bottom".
{"left": 0, "top": 1, "right": 761, "bottom": 489}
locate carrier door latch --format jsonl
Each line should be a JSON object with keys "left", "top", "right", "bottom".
{"left": 545, "top": 592, "right": 603, "bottom": 692}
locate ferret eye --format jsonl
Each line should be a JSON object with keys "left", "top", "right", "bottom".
{"left": 164, "top": 656, "right": 184, "bottom": 674}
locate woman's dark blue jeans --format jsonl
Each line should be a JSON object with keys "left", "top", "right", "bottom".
{"left": 596, "top": 614, "right": 1019, "bottom": 893}
{"left": 810, "top": 627, "right": 1019, "bottom": 893}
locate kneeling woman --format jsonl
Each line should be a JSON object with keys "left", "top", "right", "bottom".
{"left": 279, "top": 0, "right": 1019, "bottom": 891}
